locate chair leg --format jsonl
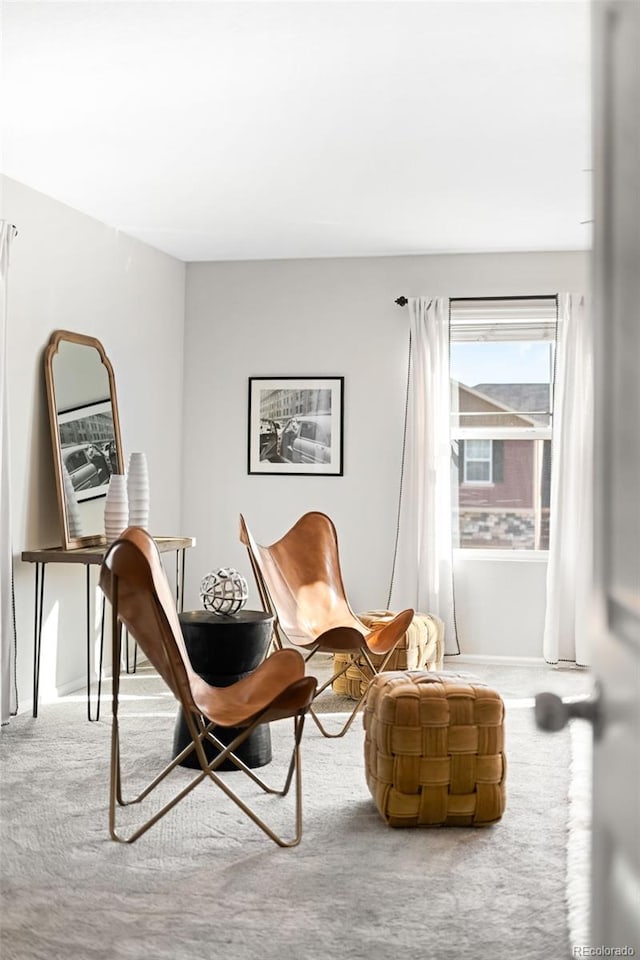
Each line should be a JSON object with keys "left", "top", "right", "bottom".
{"left": 308, "top": 694, "right": 365, "bottom": 738}
{"left": 109, "top": 704, "right": 211, "bottom": 842}
{"left": 109, "top": 708, "right": 307, "bottom": 847}
{"left": 204, "top": 714, "right": 306, "bottom": 848}
{"left": 116, "top": 732, "right": 201, "bottom": 807}
{"left": 307, "top": 648, "right": 376, "bottom": 738}
{"left": 110, "top": 608, "right": 202, "bottom": 810}
{"left": 202, "top": 722, "right": 298, "bottom": 798}
{"left": 311, "top": 650, "right": 354, "bottom": 697}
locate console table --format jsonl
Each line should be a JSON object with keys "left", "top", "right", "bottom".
{"left": 21, "top": 535, "right": 195, "bottom": 721}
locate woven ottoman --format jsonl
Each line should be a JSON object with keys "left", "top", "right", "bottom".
{"left": 364, "top": 671, "right": 506, "bottom": 827}
{"left": 332, "top": 610, "right": 444, "bottom": 699}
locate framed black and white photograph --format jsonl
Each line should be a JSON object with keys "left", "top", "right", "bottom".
{"left": 248, "top": 377, "right": 344, "bottom": 476}
{"left": 57, "top": 400, "right": 118, "bottom": 502}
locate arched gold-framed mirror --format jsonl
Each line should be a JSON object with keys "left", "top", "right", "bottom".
{"left": 44, "top": 330, "right": 124, "bottom": 549}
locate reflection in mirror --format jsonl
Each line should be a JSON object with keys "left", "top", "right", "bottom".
{"left": 44, "top": 331, "right": 124, "bottom": 549}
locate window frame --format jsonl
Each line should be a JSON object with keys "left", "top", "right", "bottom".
{"left": 449, "top": 297, "right": 557, "bottom": 554}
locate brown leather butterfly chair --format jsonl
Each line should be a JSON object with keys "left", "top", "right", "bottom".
{"left": 239, "top": 512, "right": 414, "bottom": 738}
{"left": 99, "top": 526, "right": 317, "bottom": 847}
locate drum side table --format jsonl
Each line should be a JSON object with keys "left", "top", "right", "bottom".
{"left": 173, "top": 609, "right": 274, "bottom": 770}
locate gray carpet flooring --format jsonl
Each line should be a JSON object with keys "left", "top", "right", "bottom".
{"left": 1, "top": 661, "right": 592, "bottom": 960}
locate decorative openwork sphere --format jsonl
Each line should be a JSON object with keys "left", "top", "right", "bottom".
{"left": 200, "top": 568, "right": 248, "bottom": 616}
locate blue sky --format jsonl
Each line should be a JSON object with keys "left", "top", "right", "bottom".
{"left": 450, "top": 341, "right": 552, "bottom": 387}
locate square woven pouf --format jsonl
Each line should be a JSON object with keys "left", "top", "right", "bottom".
{"left": 332, "top": 610, "right": 444, "bottom": 699}
{"left": 364, "top": 671, "right": 506, "bottom": 827}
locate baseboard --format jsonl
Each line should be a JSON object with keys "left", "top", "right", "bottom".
{"left": 13, "top": 652, "right": 552, "bottom": 718}
{"left": 14, "top": 653, "right": 151, "bottom": 717}
{"left": 444, "top": 653, "right": 547, "bottom": 666}
{"left": 12, "top": 698, "right": 33, "bottom": 718}
{"left": 15, "top": 672, "right": 91, "bottom": 715}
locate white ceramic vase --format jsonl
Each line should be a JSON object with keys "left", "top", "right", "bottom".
{"left": 127, "top": 452, "right": 150, "bottom": 530}
{"left": 104, "top": 474, "right": 129, "bottom": 545}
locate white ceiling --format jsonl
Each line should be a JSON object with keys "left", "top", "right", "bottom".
{"left": 1, "top": 0, "right": 592, "bottom": 263}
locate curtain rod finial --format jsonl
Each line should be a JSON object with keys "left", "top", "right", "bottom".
{"left": 395, "top": 296, "right": 408, "bottom": 307}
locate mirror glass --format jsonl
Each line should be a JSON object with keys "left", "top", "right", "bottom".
{"left": 45, "top": 330, "right": 124, "bottom": 549}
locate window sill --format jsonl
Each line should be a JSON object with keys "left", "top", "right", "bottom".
{"left": 453, "top": 549, "right": 549, "bottom": 562}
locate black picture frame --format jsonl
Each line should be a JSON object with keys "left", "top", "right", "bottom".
{"left": 248, "top": 376, "right": 344, "bottom": 476}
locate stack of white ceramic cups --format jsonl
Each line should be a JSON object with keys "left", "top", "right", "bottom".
{"left": 104, "top": 475, "right": 129, "bottom": 545}
{"left": 127, "top": 452, "right": 150, "bottom": 530}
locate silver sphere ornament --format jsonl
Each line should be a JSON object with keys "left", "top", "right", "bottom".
{"left": 200, "top": 567, "right": 248, "bottom": 615}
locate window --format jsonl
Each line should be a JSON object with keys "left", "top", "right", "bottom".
{"left": 463, "top": 438, "right": 493, "bottom": 483}
{"left": 450, "top": 297, "right": 557, "bottom": 551}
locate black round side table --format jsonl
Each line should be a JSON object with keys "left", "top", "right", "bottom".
{"left": 172, "top": 609, "right": 274, "bottom": 771}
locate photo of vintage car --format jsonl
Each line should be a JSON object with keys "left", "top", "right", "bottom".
{"left": 62, "top": 443, "right": 111, "bottom": 492}
{"left": 279, "top": 413, "right": 331, "bottom": 465}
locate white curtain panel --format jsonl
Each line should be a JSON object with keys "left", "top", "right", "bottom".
{"left": 543, "top": 293, "right": 594, "bottom": 666}
{"left": 390, "top": 297, "right": 459, "bottom": 654}
{"left": 1, "top": 222, "right": 17, "bottom": 724}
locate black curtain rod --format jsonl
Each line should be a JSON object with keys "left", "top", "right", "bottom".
{"left": 395, "top": 293, "right": 558, "bottom": 306}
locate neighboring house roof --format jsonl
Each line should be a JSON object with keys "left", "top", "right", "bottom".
{"left": 453, "top": 380, "right": 540, "bottom": 428}
{"left": 472, "top": 383, "right": 550, "bottom": 424}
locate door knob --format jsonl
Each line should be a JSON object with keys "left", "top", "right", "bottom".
{"left": 535, "top": 685, "right": 603, "bottom": 739}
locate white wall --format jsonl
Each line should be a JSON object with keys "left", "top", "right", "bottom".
{"left": 452, "top": 553, "right": 550, "bottom": 657}
{"left": 183, "top": 251, "right": 590, "bottom": 658}
{"left": 2, "top": 176, "right": 186, "bottom": 710}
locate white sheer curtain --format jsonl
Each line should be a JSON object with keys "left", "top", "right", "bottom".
{"left": 543, "top": 293, "right": 593, "bottom": 666}
{"left": 390, "top": 297, "right": 459, "bottom": 654}
{"left": 1, "top": 222, "right": 18, "bottom": 725}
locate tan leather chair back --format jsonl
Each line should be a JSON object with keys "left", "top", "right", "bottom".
{"left": 100, "top": 526, "right": 201, "bottom": 715}
{"left": 240, "top": 512, "right": 366, "bottom": 644}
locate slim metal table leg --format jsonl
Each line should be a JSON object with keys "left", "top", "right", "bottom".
{"left": 32, "top": 562, "right": 45, "bottom": 718}
{"left": 86, "top": 565, "right": 100, "bottom": 722}
{"left": 96, "top": 593, "right": 105, "bottom": 721}
{"left": 125, "top": 627, "right": 137, "bottom": 674}
{"left": 86, "top": 566, "right": 92, "bottom": 720}
{"left": 178, "top": 548, "right": 186, "bottom": 613}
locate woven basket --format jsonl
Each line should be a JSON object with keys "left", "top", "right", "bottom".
{"left": 364, "top": 671, "right": 506, "bottom": 827}
{"left": 332, "top": 610, "right": 444, "bottom": 699}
